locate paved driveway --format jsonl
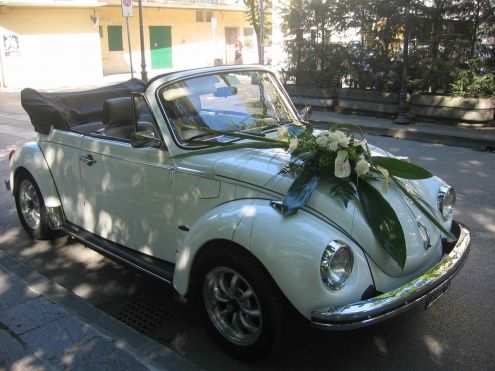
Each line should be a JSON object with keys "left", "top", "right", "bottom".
{"left": 1, "top": 93, "right": 494, "bottom": 370}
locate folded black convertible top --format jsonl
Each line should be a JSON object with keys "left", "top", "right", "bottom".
{"left": 21, "top": 79, "right": 145, "bottom": 135}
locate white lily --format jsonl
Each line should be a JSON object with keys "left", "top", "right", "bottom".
{"left": 288, "top": 137, "right": 299, "bottom": 153}
{"left": 335, "top": 150, "right": 351, "bottom": 178}
{"left": 277, "top": 126, "right": 289, "bottom": 142}
{"left": 376, "top": 165, "right": 390, "bottom": 191}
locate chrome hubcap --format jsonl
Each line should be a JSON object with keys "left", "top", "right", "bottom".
{"left": 19, "top": 179, "right": 41, "bottom": 230}
{"left": 203, "top": 267, "right": 263, "bottom": 346}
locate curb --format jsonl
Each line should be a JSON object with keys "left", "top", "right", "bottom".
{"left": 311, "top": 119, "right": 495, "bottom": 151}
{"left": 0, "top": 251, "right": 201, "bottom": 371}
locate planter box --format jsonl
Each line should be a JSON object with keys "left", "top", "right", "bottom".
{"left": 285, "top": 85, "right": 336, "bottom": 109}
{"left": 337, "top": 89, "right": 399, "bottom": 115}
{"left": 411, "top": 95, "right": 495, "bottom": 123}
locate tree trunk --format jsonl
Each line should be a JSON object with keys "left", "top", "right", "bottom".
{"left": 471, "top": 0, "right": 481, "bottom": 58}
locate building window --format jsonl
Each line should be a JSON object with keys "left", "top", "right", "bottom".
{"left": 108, "top": 25, "right": 123, "bottom": 51}
{"left": 196, "top": 10, "right": 213, "bottom": 23}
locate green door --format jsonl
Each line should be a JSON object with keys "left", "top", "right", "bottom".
{"left": 149, "top": 26, "right": 172, "bottom": 69}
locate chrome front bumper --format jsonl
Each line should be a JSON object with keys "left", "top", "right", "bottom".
{"left": 311, "top": 222, "right": 471, "bottom": 330}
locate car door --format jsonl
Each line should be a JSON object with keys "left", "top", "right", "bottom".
{"left": 38, "top": 130, "right": 84, "bottom": 225}
{"left": 77, "top": 102, "right": 178, "bottom": 263}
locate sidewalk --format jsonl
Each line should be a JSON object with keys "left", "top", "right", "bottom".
{"left": 310, "top": 110, "right": 495, "bottom": 151}
{"left": 0, "top": 251, "right": 199, "bottom": 371}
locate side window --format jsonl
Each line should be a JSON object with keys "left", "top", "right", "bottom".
{"left": 108, "top": 26, "right": 123, "bottom": 51}
{"left": 134, "top": 96, "right": 159, "bottom": 138}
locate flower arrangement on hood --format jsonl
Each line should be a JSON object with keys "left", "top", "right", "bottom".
{"left": 276, "top": 126, "right": 390, "bottom": 189}
{"left": 273, "top": 125, "right": 454, "bottom": 268}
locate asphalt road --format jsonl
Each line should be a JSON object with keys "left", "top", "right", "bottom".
{"left": 1, "top": 93, "right": 494, "bottom": 370}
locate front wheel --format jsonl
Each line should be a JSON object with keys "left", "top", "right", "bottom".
{"left": 197, "top": 249, "right": 285, "bottom": 360}
{"left": 14, "top": 170, "right": 58, "bottom": 240}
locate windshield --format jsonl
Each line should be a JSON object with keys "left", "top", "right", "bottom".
{"left": 158, "top": 70, "right": 298, "bottom": 144}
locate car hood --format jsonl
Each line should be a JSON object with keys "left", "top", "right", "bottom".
{"left": 201, "top": 143, "right": 449, "bottom": 278}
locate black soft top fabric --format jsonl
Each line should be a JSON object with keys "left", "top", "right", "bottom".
{"left": 21, "top": 79, "right": 145, "bottom": 135}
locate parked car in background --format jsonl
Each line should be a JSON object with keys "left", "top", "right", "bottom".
{"left": 7, "top": 65, "right": 470, "bottom": 359}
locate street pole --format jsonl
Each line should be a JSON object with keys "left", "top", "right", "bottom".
{"left": 138, "top": 0, "right": 148, "bottom": 82}
{"left": 125, "top": 17, "right": 134, "bottom": 78}
{"left": 259, "top": 0, "right": 264, "bottom": 64}
{"left": 394, "top": 0, "right": 411, "bottom": 125}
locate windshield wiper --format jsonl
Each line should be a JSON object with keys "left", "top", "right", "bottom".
{"left": 185, "top": 132, "right": 237, "bottom": 143}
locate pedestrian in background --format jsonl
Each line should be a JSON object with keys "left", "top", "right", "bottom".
{"left": 234, "top": 40, "right": 243, "bottom": 65}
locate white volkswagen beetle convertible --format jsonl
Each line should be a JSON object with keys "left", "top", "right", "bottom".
{"left": 7, "top": 65, "right": 470, "bottom": 359}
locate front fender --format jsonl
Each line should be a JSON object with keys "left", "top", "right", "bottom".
{"left": 9, "top": 142, "right": 61, "bottom": 208}
{"left": 175, "top": 198, "right": 374, "bottom": 320}
{"left": 233, "top": 199, "right": 374, "bottom": 319}
{"left": 173, "top": 199, "right": 256, "bottom": 295}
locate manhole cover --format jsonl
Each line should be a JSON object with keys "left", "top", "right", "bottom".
{"left": 113, "top": 295, "right": 174, "bottom": 336}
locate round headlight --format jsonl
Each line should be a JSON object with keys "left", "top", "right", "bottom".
{"left": 438, "top": 185, "right": 456, "bottom": 220}
{"left": 320, "top": 241, "right": 354, "bottom": 290}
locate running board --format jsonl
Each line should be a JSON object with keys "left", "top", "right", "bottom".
{"left": 62, "top": 223, "right": 175, "bottom": 284}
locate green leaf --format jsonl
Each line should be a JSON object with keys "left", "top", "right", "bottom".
{"left": 282, "top": 164, "right": 320, "bottom": 216}
{"left": 328, "top": 177, "right": 358, "bottom": 208}
{"left": 357, "top": 180, "right": 407, "bottom": 269}
{"left": 372, "top": 157, "right": 432, "bottom": 180}
{"left": 392, "top": 178, "right": 456, "bottom": 241}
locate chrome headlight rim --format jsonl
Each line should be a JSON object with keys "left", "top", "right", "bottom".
{"left": 320, "top": 240, "right": 354, "bottom": 291}
{"left": 438, "top": 185, "right": 456, "bottom": 220}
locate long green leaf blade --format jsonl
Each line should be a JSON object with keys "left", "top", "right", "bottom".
{"left": 393, "top": 178, "right": 456, "bottom": 240}
{"left": 372, "top": 157, "right": 433, "bottom": 179}
{"left": 357, "top": 180, "right": 407, "bottom": 269}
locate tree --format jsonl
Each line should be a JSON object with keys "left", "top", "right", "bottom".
{"left": 281, "top": 0, "right": 494, "bottom": 93}
{"left": 244, "top": 0, "right": 272, "bottom": 63}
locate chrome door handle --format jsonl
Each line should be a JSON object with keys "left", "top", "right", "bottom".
{"left": 80, "top": 154, "right": 96, "bottom": 166}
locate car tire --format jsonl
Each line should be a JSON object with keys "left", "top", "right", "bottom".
{"left": 195, "top": 246, "right": 286, "bottom": 360}
{"left": 14, "top": 170, "right": 58, "bottom": 240}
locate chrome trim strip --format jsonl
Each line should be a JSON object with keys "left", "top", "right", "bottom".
{"left": 174, "top": 166, "right": 208, "bottom": 176}
{"left": 311, "top": 222, "right": 471, "bottom": 330}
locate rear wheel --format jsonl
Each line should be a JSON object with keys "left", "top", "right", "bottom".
{"left": 195, "top": 247, "right": 285, "bottom": 360}
{"left": 14, "top": 170, "right": 58, "bottom": 240}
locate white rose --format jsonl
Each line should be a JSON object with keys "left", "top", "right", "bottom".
{"left": 355, "top": 158, "right": 371, "bottom": 177}
{"left": 326, "top": 130, "right": 350, "bottom": 151}
{"left": 315, "top": 134, "right": 329, "bottom": 148}
{"left": 277, "top": 126, "right": 289, "bottom": 141}
{"left": 335, "top": 150, "right": 351, "bottom": 178}
{"left": 337, "top": 133, "right": 350, "bottom": 148}
{"left": 327, "top": 140, "right": 339, "bottom": 152}
{"left": 327, "top": 131, "right": 340, "bottom": 142}
{"left": 288, "top": 137, "right": 299, "bottom": 153}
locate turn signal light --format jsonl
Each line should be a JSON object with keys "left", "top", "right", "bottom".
{"left": 8, "top": 148, "right": 16, "bottom": 161}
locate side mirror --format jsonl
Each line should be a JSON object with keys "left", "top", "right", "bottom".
{"left": 130, "top": 130, "right": 161, "bottom": 149}
{"left": 299, "top": 105, "right": 312, "bottom": 121}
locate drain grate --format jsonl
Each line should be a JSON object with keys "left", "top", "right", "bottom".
{"left": 113, "top": 296, "right": 174, "bottom": 336}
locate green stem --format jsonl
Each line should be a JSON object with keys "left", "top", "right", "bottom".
{"left": 392, "top": 177, "right": 456, "bottom": 240}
